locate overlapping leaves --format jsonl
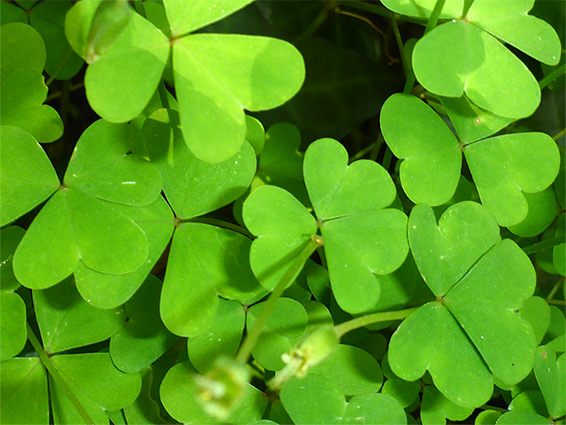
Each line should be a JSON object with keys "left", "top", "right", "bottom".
{"left": 10, "top": 120, "right": 163, "bottom": 290}
{"left": 243, "top": 138, "right": 408, "bottom": 314}
{"left": 381, "top": 0, "right": 561, "bottom": 118}
{"left": 389, "top": 202, "right": 537, "bottom": 408}
{"left": 380, "top": 94, "right": 560, "bottom": 226}
{"left": 141, "top": 108, "right": 263, "bottom": 337}
{"left": 65, "top": 0, "right": 305, "bottom": 163}
{"left": 0, "top": 23, "right": 63, "bottom": 142}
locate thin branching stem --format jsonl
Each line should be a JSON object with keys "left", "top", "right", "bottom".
{"left": 27, "top": 324, "right": 95, "bottom": 425}
{"left": 334, "top": 307, "right": 419, "bottom": 338}
{"left": 236, "top": 237, "right": 323, "bottom": 363}
{"left": 539, "top": 63, "right": 566, "bottom": 89}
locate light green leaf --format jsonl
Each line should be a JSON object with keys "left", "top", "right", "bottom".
{"left": 389, "top": 302, "right": 494, "bottom": 408}
{"left": 464, "top": 132, "right": 560, "bottom": 226}
{"left": 160, "top": 224, "right": 220, "bottom": 337}
{"left": 445, "top": 240, "right": 537, "bottom": 386}
{"left": 495, "top": 410, "right": 550, "bottom": 424}
{"left": 14, "top": 189, "right": 149, "bottom": 289}
{"left": 322, "top": 208, "right": 408, "bottom": 313}
{"left": 508, "top": 188, "right": 558, "bottom": 237}
{"left": 74, "top": 195, "right": 174, "bottom": 309}
{"left": 309, "top": 344, "right": 382, "bottom": 396}
{"left": 467, "top": 0, "right": 561, "bottom": 65}
{"left": 188, "top": 298, "right": 245, "bottom": 373}
{"left": 123, "top": 368, "right": 168, "bottom": 425}
{"left": 13, "top": 190, "right": 79, "bottom": 289}
{"left": 408, "top": 202, "right": 500, "bottom": 296}
{"left": 534, "top": 346, "right": 565, "bottom": 418}
{"left": 85, "top": 12, "right": 169, "bottom": 122}
{"left": 0, "top": 70, "right": 63, "bottom": 142}
{"left": 0, "top": 358, "right": 49, "bottom": 425}
{"left": 0, "top": 22, "right": 46, "bottom": 79}
{"left": 304, "top": 138, "right": 395, "bottom": 219}
{"left": 421, "top": 386, "right": 474, "bottom": 425}
{"left": 64, "top": 0, "right": 101, "bottom": 59}
{"left": 243, "top": 185, "right": 317, "bottom": 291}
{"left": 163, "top": 0, "right": 254, "bottom": 36}
{"left": 0, "top": 126, "right": 59, "bottom": 226}
{"left": 380, "top": 94, "right": 462, "bottom": 206}
{"left": 379, "top": 0, "right": 463, "bottom": 19}
{"left": 173, "top": 34, "right": 304, "bottom": 162}
{"left": 110, "top": 275, "right": 177, "bottom": 373}
{"left": 0, "top": 292, "right": 27, "bottom": 360}
{"left": 381, "top": 378, "right": 421, "bottom": 408}
{"left": 441, "top": 96, "right": 513, "bottom": 144}
{"left": 247, "top": 297, "right": 308, "bottom": 370}
{"left": 519, "top": 296, "right": 551, "bottom": 345}
{"left": 413, "top": 20, "right": 540, "bottom": 118}
{"left": 64, "top": 120, "right": 162, "bottom": 206}
{"left": 343, "top": 393, "right": 407, "bottom": 425}
{"left": 51, "top": 353, "right": 141, "bottom": 422}
{"left": 34, "top": 276, "right": 125, "bottom": 354}
{"left": 280, "top": 373, "right": 346, "bottom": 425}
{"left": 143, "top": 108, "right": 256, "bottom": 219}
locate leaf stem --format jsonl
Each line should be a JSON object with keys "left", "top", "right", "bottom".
{"left": 522, "top": 236, "right": 564, "bottom": 255}
{"left": 547, "top": 299, "right": 566, "bottom": 306}
{"left": 333, "top": 307, "right": 419, "bottom": 338}
{"left": 539, "top": 63, "right": 566, "bottom": 89}
{"left": 391, "top": 17, "right": 409, "bottom": 77}
{"left": 27, "top": 324, "right": 95, "bottom": 425}
{"left": 46, "top": 82, "right": 85, "bottom": 102}
{"left": 547, "top": 278, "right": 564, "bottom": 301}
{"left": 235, "top": 237, "right": 323, "bottom": 363}
{"left": 350, "top": 141, "right": 379, "bottom": 162}
{"left": 342, "top": 1, "right": 425, "bottom": 25}
{"left": 552, "top": 128, "right": 566, "bottom": 141}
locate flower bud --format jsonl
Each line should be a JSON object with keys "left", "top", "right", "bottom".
{"left": 269, "top": 325, "right": 339, "bottom": 390}
{"left": 194, "top": 356, "right": 250, "bottom": 420}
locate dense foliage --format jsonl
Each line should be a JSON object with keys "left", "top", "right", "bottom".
{"left": 1, "top": 0, "right": 565, "bottom": 424}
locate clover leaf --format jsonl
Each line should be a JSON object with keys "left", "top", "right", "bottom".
{"left": 0, "top": 23, "right": 63, "bottom": 142}
{"left": 74, "top": 195, "right": 174, "bottom": 309}
{"left": 33, "top": 277, "right": 126, "bottom": 354}
{"left": 420, "top": 386, "right": 473, "bottom": 425}
{"left": 534, "top": 346, "right": 566, "bottom": 419}
{"left": 391, "top": 0, "right": 562, "bottom": 118}
{"left": 109, "top": 275, "right": 178, "bottom": 374}
{"left": 381, "top": 94, "right": 560, "bottom": 226}
{"left": 141, "top": 108, "right": 262, "bottom": 337}
{"left": 172, "top": 33, "right": 305, "bottom": 162}
{"left": 280, "top": 373, "right": 407, "bottom": 425}
{"left": 244, "top": 138, "right": 408, "bottom": 314}
{"left": 389, "top": 202, "right": 537, "bottom": 408}
{"left": 12, "top": 119, "right": 162, "bottom": 289}
{"left": 0, "top": 358, "right": 49, "bottom": 424}
{"left": 0, "top": 126, "right": 59, "bottom": 227}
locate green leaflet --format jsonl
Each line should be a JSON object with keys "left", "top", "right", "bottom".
{"left": 110, "top": 275, "right": 178, "bottom": 374}
{"left": 0, "top": 126, "right": 59, "bottom": 226}
{"left": 0, "top": 358, "right": 49, "bottom": 424}
{"left": 13, "top": 120, "right": 162, "bottom": 289}
{"left": 380, "top": 94, "right": 560, "bottom": 226}
{"left": 244, "top": 138, "right": 408, "bottom": 314}
{"left": 0, "top": 23, "right": 63, "bottom": 142}
{"left": 390, "top": 202, "right": 538, "bottom": 408}
{"left": 412, "top": 20, "right": 540, "bottom": 118}
{"left": 162, "top": 0, "right": 254, "bottom": 36}
{"left": 173, "top": 34, "right": 305, "bottom": 163}
{"left": 34, "top": 276, "right": 126, "bottom": 354}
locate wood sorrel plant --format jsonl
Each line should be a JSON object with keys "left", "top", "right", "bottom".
{"left": 1, "top": 0, "right": 564, "bottom": 424}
